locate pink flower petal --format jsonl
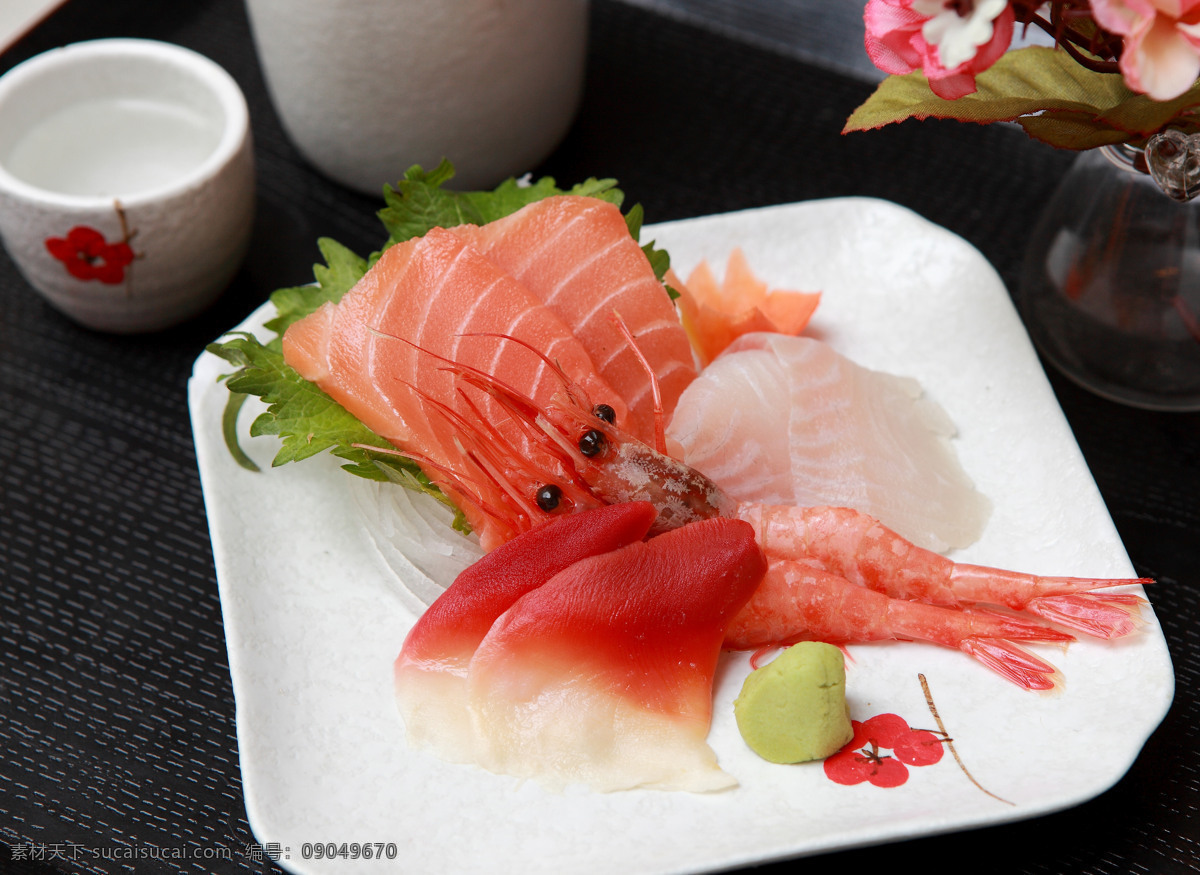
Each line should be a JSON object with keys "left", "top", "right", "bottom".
{"left": 1093, "top": 0, "right": 1156, "bottom": 35}
{"left": 1126, "top": 12, "right": 1200, "bottom": 98}
{"left": 863, "top": 0, "right": 1013, "bottom": 98}
{"left": 928, "top": 70, "right": 984, "bottom": 99}
{"left": 1094, "top": 0, "right": 1200, "bottom": 98}
{"left": 865, "top": 0, "right": 928, "bottom": 73}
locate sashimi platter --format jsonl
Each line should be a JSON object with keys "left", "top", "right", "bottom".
{"left": 189, "top": 164, "right": 1174, "bottom": 874}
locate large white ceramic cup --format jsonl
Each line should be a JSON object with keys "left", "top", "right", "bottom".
{"left": 0, "top": 39, "right": 255, "bottom": 333}
{"left": 244, "top": 0, "right": 588, "bottom": 194}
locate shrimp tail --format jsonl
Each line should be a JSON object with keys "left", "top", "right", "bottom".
{"left": 959, "top": 638, "right": 1063, "bottom": 691}
{"left": 723, "top": 560, "right": 1074, "bottom": 659}
{"left": 948, "top": 567, "right": 1150, "bottom": 639}
{"left": 949, "top": 566, "right": 1152, "bottom": 604}
{"left": 1024, "top": 592, "right": 1147, "bottom": 639}
{"left": 950, "top": 607, "right": 1077, "bottom": 644}
{"left": 724, "top": 561, "right": 1073, "bottom": 690}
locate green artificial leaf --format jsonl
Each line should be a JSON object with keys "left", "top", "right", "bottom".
{"left": 1015, "top": 109, "right": 1137, "bottom": 149}
{"left": 845, "top": 48, "right": 1126, "bottom": 128}
{"left": 844, "top": 46, "right": 1200, "bottom": 149}
{"left": 1012, "top": 82, "right": 1200, "bottom": 147}
{"left": 1096, "top": 85, "right": 1200, "bottom": 138}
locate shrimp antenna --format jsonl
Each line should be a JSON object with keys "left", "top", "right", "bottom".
{"left": 457, "top": 331, "right": 593, "bottom": 410}
{"left": 609, "top": 310, "right": 667, "bottom": 455}
{"left": 366, "top": 327, "right": 539, "bottom": 405}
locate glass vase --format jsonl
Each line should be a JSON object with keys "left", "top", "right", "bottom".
{"left": 1018, "top": 143, "right": 1200, "bottom": 410}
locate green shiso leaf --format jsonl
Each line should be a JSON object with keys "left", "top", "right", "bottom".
{"left": 378, "top": 158, "right": 625, "bottom": 245}
{"left": 265, "top": 238, "right": 370, "bottom": 336}
{"left": 206, "top": 333, "right": 405, "bottom": 479}
{"left": 625, "top": 202, "right": 677, "bottom": 299}
{"left": 220, "top": 392, "right": 260, "bottom": 472}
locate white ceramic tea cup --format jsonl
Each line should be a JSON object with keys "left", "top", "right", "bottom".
{"left": 244, "top": 0, "right": 588, "bottom": 194}
{"left": 0, "top": 38, "right": 255, "bottom": 333}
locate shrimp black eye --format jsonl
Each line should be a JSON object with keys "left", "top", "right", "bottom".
{"left": 536, "top": 484, "right": 563, "bottom": 511}
{"left": 578, "top": 428, "right": 607, "bottom": 458}
{"left": 592, "top": 403, "right": 616, "bottom": 424}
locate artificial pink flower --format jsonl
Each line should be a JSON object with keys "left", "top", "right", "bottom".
{"left": 1092, "top": 0, "right": 1200, "bottom": 100}
{"left": 864, "top": 0, "right": 1015, "bottom": 99}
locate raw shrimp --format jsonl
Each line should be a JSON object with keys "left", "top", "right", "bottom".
{"left": 724, "top": 560, "right": 1072, "bottom": 690}
{"left": 439, "top": 332, "right": 738, "bottom": 536}
{"left": 738, "top": 504, "right": 1148, "bottom": 639}
{"left": 400, "top": 333, "right": 1148, "bottom": 689}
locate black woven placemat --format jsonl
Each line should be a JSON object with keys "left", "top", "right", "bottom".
{"left": 1, "top": 1, "right": 1195, "bottom": 873}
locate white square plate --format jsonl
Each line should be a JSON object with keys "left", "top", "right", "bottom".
{"left": 189, "top": 198, "right": 1173, "bottom": 874}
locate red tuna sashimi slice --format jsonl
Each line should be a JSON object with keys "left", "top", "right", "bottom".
{"left": 466, "top": 516, "right": 767, "bottom": 792}
{"left": 454, "top": 195, "right": 698, "bottom": 444}
{"left": 666, "top": 332, "right": 991, "bottom": 553}
{"left": 283, "top": 226, "right": 628, "bottom": 548}
{"left": 394, "top": 502, "right": 657, "bottom": 763}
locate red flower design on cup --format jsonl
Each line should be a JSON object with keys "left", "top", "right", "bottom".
{"left": 824, "top": 712, "right": 945, "bottom": 788}
{"left": 45, "top": 226, "right": 136, "bottom": 284}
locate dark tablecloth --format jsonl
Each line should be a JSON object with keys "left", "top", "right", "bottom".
{"left": 2, "top": 1, "right": 1196, "bottom": 873}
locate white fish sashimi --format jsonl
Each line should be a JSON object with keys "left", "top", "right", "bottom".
{"left": 666, "top": 332, "right": 991, "bottom": 553}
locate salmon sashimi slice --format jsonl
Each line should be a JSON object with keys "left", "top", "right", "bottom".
{"left": 393, "top": 502, "right": 658, "bottom": 763}
{"left": 283, "top": 226, "right": 628, "bottom": 548}
{"left": 454, "top": 195, "right": 698, "bottom": 444}
{"left": 466, "top": 516, "right": 767, "bottom": 792}
{"left": 666, "top": 332, "right": 991, "bottom": 553}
